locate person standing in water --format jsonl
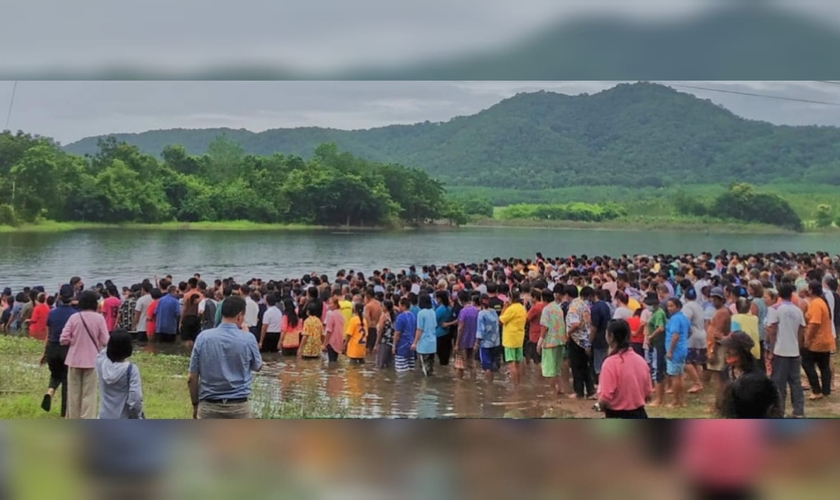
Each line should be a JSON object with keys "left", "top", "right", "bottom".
{"left": 597, "top": 319, "right": 652, "bottom": 418}
{"left": 476, "top": 294, "right": 501, "bottom": 383}
{"left": 373, "top": 300, "right": 396, "bottom": 368}
{"left": 414, "top": 294, "right": 438, "bottom": 376}
{"left": 499, "top": 290, "right": 528, "bottom": 387}
{"left": 392, "top": 298, "right": 417, "bottom": 373}
{"left": 324, "top": 297, "right": 346, "bottom": 363}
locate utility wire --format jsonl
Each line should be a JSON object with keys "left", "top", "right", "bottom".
{"left": 668, "top": 83, "right": 840, "bottom": 107}
{"left": 4, "top": 81, "right": 17, "bottom": 130}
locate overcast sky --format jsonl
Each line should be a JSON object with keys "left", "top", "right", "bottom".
{"left": 2, "top": 81, "right": 840, "bottom": 145}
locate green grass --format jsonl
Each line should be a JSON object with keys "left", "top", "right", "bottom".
{"left": 0, "top": 336, "right": 347, "bottom": 419}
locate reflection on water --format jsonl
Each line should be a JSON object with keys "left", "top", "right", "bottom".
{"left": 143, "top": 340, "right": 579, "bottom": 418}
{"left": 2, "top": 227, "right": 840, "bottom": 289}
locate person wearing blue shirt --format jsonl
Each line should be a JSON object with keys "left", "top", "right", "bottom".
{"left": 434, "top": 291, "right": 453, "bottom": 366}
{"left": 393, "top": 298, "right": 417, "bottom": 373}
{"left": 155, "top": 286, "right": 182, "bottom": 343}
{"left": 188, "top": 296, "right": 261, "bottom": 419}
{"left": 665, "top": 298, "right": 691, "bottom": 408}
{"left": 476, "top": 294, "right": 501, "bottom": 382}
{"left": 40, "top": 285, "right": 76, "bottom": 417}
{"left": 414, "top": 294, "right": 438, "bottom": 376}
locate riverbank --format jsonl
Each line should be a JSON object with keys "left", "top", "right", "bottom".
{"left": 0, "top": 220, "right": 392, "bottom": 233}
{"left": 468, "top": 216, "right": 807, "bottom": 235}
{"left": 0, "top": 336, "right": 346, "bottom": 419}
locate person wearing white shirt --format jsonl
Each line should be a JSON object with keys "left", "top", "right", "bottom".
{"left": 259, "top": 294, "right": 283, "bottom": 353}
{"left": 240, "top": 286, "right": 260, "bottom": 341}
{"left": 766, "top": 284, "right": 805, "bottom": 418}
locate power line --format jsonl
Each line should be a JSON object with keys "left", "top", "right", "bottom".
{"left": 668, "top": 83, "right": 840, "bottom": 107}
{"left": 4, "top": 81, "right": 17, "bottom": 131}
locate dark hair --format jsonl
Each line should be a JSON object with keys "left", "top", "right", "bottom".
{"left": 607, "top": 319, "right": 632, "bottom": 358}
{"left": 353, "top": 302, "right": 365, "bottom": 325}
{"left": 565, "top": 285, "right": 579, "bottom": 299}
{"left": 541, "top": 289, "right": 553, "bottom": 302}
{"left": 399, "top": 297, "right": 411, "bottom": 310}
{"left": 435, "top": 290, "right": 450, "bottom": 308}
{"left": 418, "top": 293, "right": 432, "bottom": 309}
{"left": 78, "top": 290, "right": 99, "bottom": 312}
{"left": 106, "top": 330, "right": 134, "bottom": 363}
{"left": 151, "top": 288, "right": 163, "bottom": 300}
{"left": 188, "top": 277, "right": 198, "bottom": 288}
{"left": 283, "top": 298, "right": 299, "bottom": 327}
{"left": 778, "top": 283, "right": 795, "bottom": 301}
{"left": 720, "top": 372, "right": 783, "bottom": 419}
{"left": 384, "top": 300, "right": 396, "bottom": 322}
{"left": 221, "top": 296, "right": 247, "bottom": 319}
{"left": 142, "top": 282, "right": 153, "bottom": 294}
{"left": 579, "top": 286, "right": 594, "bottom": 300}
{"left": 666, "top": 298, "right": 682, "bottom": 311}
{"left": 266, "top": 293, "right": 279, "bottom": 307}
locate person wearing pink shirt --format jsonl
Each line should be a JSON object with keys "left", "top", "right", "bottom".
{"left": 597, "top": 319, "right": 653, "bottom": 418}
{"left": 324, "top": 297, "right": 346, "bottom": 362}
{"left": 60, "top": 290, "right": 110, "bottom": 419}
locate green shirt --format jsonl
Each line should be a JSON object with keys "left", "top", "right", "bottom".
{"left": 647, "top": 308, "right": 667, "bottom": 348}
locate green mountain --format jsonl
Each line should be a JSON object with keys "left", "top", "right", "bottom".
{"left": 64, "top": 82, "right": 840, "bottom": 189}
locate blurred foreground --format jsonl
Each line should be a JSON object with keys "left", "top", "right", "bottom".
{"left": 2, "top": 420, "right": 839, "bottom": 500}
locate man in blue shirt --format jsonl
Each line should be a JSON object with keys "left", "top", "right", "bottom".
{"left": 155, "top": 286, "right": 182, "bottom": 343}
{"left": 188, "top": 296, "right": 262, "bottom": 419}
{"left": 392, "top": 298, "right": 417, "bottom": 373}
{"left": 665, "top": 298, "right": 691, "bottom": 408}
{"left": 40, "top": 285, "right": 76, "bottom": 417}
{"left": 414, "top": 294, "right": 438, "bottom": 376}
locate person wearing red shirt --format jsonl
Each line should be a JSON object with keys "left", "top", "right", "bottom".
{"left": 28, "top": 293, "right": 50, "bottom": 342}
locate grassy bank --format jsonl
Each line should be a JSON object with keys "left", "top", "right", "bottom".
{"left": 0, "top": 336, "right": 346, "bottom": 419}
{"left": 0, "top": 220, "right": 382, "bottom": 233}
{"left": 473, "top": 212, "right": 804, "bottom": 235}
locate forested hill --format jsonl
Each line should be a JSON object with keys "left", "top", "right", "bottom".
{"left": 64, "top": 82, "right": 840, "bottom": 188}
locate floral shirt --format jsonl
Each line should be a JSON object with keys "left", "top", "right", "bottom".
{"left": 566, "top": 298, "right": 591, "bottom": 348}
{"left": 539, "top": 301, "right": 567, "bottom": 348}
{"left": 300, "top": 316, "right": 324, "bottom": 357}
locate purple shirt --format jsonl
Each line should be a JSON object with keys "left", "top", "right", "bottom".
{"left": 457, "top": 305, "right": 479, "bottom": 349}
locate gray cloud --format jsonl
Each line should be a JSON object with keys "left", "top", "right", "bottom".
{"left": 2, "top": 81, "right": 840, "bottom": 145}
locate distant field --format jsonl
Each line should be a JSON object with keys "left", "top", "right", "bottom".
{"left": 453, "top": 184, "right": 840, "bottom": 222}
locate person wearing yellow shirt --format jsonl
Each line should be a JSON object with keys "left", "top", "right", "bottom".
{"left": 499, "top": 291, "right": 527, "bottom": 387}
{"left": 338, "top": 295, "right": 353, "bottom": 334}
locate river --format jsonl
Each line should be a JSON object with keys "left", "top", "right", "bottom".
{"left": 1, "top": 226, "right": 838, "bottom": 289}
{"left": 4, "top": 226, "right": 839, "bottom": 417}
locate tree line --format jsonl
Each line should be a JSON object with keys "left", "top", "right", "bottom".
{"left": 673, "top": 183, "right": 804, "bottom": 231}
{"left": 0, "top": 131, "right": 491, "bottom": 227}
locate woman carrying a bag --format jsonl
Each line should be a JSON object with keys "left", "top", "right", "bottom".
{"left": 96, "top": 330, "right": 144, "bottom": 419}
{"left": 60, "top": 290, "right": 110, "bottom": 419}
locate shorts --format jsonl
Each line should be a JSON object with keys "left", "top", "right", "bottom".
{"left": 524, "top": 340, "right": 542, "bottom": 364}
{"left": 541, "top": 345, "right": 564, "bottom": 377}
{"left": 504, "top": 347, "right": 524, "bottom": 363}
{"left": 454, "top": 348, "right": 474, "bottom": 370}
{"left": 666, "top": 358, "right": 686, "bottom": 377}
{"left": 706, "top": 343, "right": 726, "bottom": 372}
{"left": 479, "top": 347, "right": 499, "bottom": 372}
{"left": 593, "top": 347, "right": 609, "bottom": 375}
{"left": 645, "top": 345, "right": 667, "bottom": 383}
{"left": 395, "top": 354, "right": 416, "bottom": 373}
{"left": 180, "top": 315, "right": 201, "bottom": 342}
{"left": 687, "top": 348, "right": 707, "bottom": 366}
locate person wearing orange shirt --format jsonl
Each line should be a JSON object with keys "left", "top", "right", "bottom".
{"left": 803, "top": 281, "right": 834, "bottom": 400}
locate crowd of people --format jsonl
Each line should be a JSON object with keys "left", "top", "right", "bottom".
{"left": 2, "top": 249, "right": 839, "bottom": 419}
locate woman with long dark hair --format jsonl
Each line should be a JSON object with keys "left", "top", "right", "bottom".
{"left": 596, "top": 319, "right": 653, "bottom": 419}
{"left": 374, "top": 300, "right": 396, "bottom": 368}
{"left": 280, "top": 298, "right": 302, "bottom": 356}
{"left": 345, "top": 302, "right": 368, "bottom": 364}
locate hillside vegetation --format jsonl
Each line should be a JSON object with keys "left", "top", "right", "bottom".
{"left": 64, "top": 83, "right": 840, "bottom": 189}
